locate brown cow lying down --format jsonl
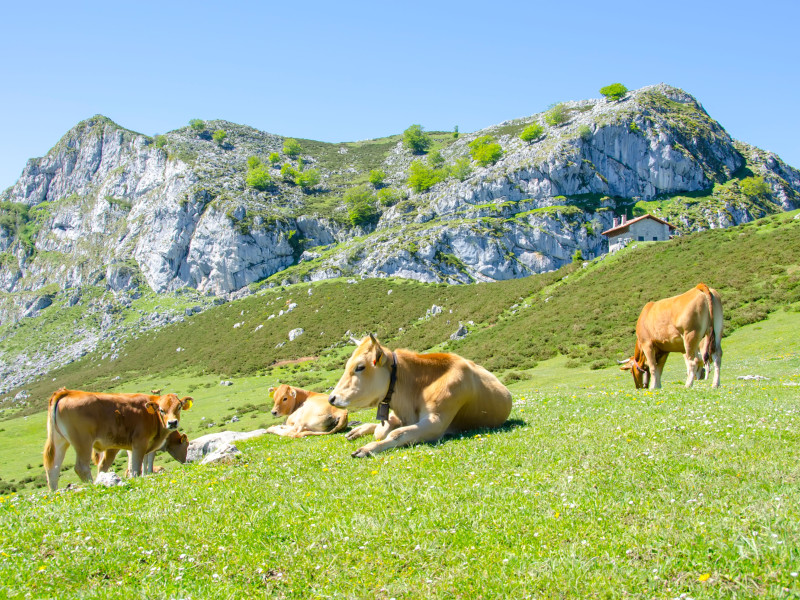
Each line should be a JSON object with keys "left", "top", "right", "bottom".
{"left": 92, "top": 430, "right": 190, "bottom": 477}
{"left": 621, "top": 283, "right": 723, "bottom": 389}
{"left": 328, "top": 335, "right": 512, "bottom": 457}
{"left": 266, "top": 384, "right": 348, "bottom": 438}
{"left": 43, "top": 388, "right": 193, "bottom": 490}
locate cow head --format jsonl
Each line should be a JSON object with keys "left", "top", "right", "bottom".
{"left": 164, "top": 431, "right": 189, "bottom": 463}
{"left": 269, "top": 384, "right": 300, "bottom": 417}
{"left": 329, "top": 334, "right": 391, "bottom": 409}
{"left": 146, "top": 394, "right": 193, "bottom": 431}
{"left": 619, "top": 342, "right": 650, "bottom": 389}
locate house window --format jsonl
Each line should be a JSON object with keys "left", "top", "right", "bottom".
{"left": 638, "top": 236, "right": 644, "bottom": 241}
{"left": 653, "top": 237, "right": 658, "bottom": 241}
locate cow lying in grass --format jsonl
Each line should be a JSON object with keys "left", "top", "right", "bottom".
{"left": 266, "top": 384, "right": 348, "bottom": 438}
{"left": 328, "top": 335, "right": 512, "bottom": 457}
{"left": 43, "top": 388, "right": 193, "bottom": 490}
{"left": 620, "top": 283, "right": 723, "bottom": 389}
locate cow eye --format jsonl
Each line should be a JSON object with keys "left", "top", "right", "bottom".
{"left": 159, "top": 408, "right": 166, "bottom": 415}
{"left": 354, "top": 364, "right": 365, "bottom": 372}
{"left": 281, "top": 398, "right": 287, "bottom": 402}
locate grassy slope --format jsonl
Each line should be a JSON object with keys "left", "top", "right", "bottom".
{"left": 4, "top": 209, "right": 798, "bottom": 421}
{"left": 0, "top": 307, "right": 798, "bottom": 598}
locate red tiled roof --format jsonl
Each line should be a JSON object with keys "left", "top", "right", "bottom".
{"left": 601, "top": 213, "right": 677, "bottom": 237}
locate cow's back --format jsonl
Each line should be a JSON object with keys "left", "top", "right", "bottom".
{"left": 56, "top": 392, "right": 158, "bottom": 450}
{"left": 449, "top": 356, "right": 512, "bottom": 430}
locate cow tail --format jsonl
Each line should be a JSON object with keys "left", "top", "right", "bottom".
{"left": 696, "top": 283, "right": 715, "bottom": 362}
{"left": 43, "top": 388, "right": 68, "bottom": 471}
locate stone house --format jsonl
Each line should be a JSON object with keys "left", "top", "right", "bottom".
{"left": 601, "top": 214, "right": 676, "bottom": 253}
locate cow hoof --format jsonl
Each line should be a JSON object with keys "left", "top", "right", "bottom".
{"left": 351, "top": 447, "right": 372, "bottom": 458}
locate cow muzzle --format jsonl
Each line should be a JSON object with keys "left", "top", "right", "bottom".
{"left": 329, "top": 394, "right": 345, "bottom": 407}
{"left": 166, "top": 419, "right": 179, "bottom": 430}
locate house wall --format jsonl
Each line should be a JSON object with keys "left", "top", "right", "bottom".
{"left": 607, "top": 219, "right": 671, "bottom": 252}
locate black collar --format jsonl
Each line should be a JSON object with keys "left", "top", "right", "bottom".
{"left": 376, "top": 352, "right": 398, "bottom": 422}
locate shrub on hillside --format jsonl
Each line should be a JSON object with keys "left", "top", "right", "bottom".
{"left": 519, "top": 123, "right": 544, "bottom": 143}
{"left": 369, "top": 169, "right": 386, "bottom": 187}
{"left": 544, "top": 103, "right": 569, "bottom": 127}
{"left": 246, "top": 166, "right": 272, "bottom": 191}
{"left": 281, "top": 164, "right": 297, "bottom": 184}
{"left": 599, "top": 83, "right": 628, "bottom": 102}
{"left": 154, "top": 135, "right": 167, "bottom": 149}
{"left": 268, "top": 152, "right": 281, "bottom": 165}
{"left": 450, "top": 157, "right": 472, "bottom": 181}
{"left": 296, "top": 169, "right": 321, "bottom": 190}
{"left": 403, "top": 124, "right": 431, "bottom": 154}
{"left": 212, "top": 129, "right": 227, "bottom": 145}
{"left": 469, "top": 135, "right": 503, "bottom": 167}
{"left": 344, "top": 185, "right": 379, "bottom": 227}
{"left": 189, "top": 119, "right": 205, "bottom": 134}
{"left": 578, "top": 125, "right": 592, "bottom": 141}
{"left": 739, "top": 176, "right": 770, "bottom": 199}
{"left": 408, "top": 160, "right": 442, "bottom": 192}
{"left": 283, "top": 138, "right": 302, "bottom": 157}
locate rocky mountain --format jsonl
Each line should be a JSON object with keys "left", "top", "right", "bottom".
{"left": 1, "top": 84, "right": 799, "bottom": 393}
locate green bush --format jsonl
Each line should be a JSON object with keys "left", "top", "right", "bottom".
{"left": 189, "top": 119, "right": 205, "bottom": 134}
{"left": 453, "top": 125, "right": 459, "bottom": 139}
{"left": 544, "top": 103, "right": 569, "bottom": 127}
{"left": 283, "top": 138, "right": 302, "bottom": 157}
{"left": 599, "top": 83, "right": 628, "bottom": 102}
{"left": 377, "top": 188, "right": 401, "bottom": 206}
{"left": 368, "top": 169, "right": 386, "bottom": 187}
{"left": 450, "top": 157, "right": 472, "bottom": 181}
{"left": 154, "top": 135, "right": 167, "bottom": 149}
{"left": 268, "top": 152, "right": 281, "bottom": 164}
{"left": 428, "top": 151, "right": 445, "bottom": 169}
{"left": 246, "top": 166, "right": 272, "bottom": 191}
{"left": 403, "top": 124, "right": 431, "bottom": 154}
{"left": 281, "top": 164, "right": 297, "bottom": 183}
{"left": 344, "top": 185, "right": 379, "bottom": 227}
{"left": 408, "top": 160, "right": 442, "bottom": 192}
{"left": 519, "top": 123, "right": 544, "bottom": 143}
{"left": 739, "top": 176, "right": 770, "bottom": 199}
{"left": 212, "top": 130, "right": 227, "bottom": 145}
{"left": 468, "top": 136, "right": 503, "bottom": 167}
{"left": 247, "top": 156, "right": 261, "bottom": 170}
{"left": 296, "top": 169, "right": 321, "bottom": 190}
{"left": 578, "top": 125, "right": 592, "bottom": 141}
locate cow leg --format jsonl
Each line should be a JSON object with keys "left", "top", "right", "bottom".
{"left": 97, "top": 448, "right": 119, "bottom": 473}
{"left": 46, "top": 438, "right": 69, "bottom": 491}
{"left": 73, "top": 446, "right": 94, "bottom": 484}
{"left": 345, "top": 422, "right": 379, "bottom": 441}
{"left": 653, "top": 352, "right": 668, "bottom": 389}
{"left": 143, "top": 452, "right": 156, "bottom": 474}
{"left": 352, "top": 412, "right": 454, "bottom": 457}
{"left": 128, "top": 448, "right": 145, "bottom": 478}
{"left": 710, "top": 345, "right": 722, "bottom": 388}
{"left": 641, "top": 346, "right": 660, "bottom": 389}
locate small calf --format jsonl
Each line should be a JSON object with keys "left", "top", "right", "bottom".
{"left": 266, "top": 384, "right": 348, "bottom": 438}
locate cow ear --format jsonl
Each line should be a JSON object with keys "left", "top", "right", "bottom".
{"left": 145, "top": 401, "right": 158, "bottom": 414}
{"left": 289, "top": 388, "right": 296, "bottom": 399}
{"left": 268, "top": 387, "right": 275, "bottom": 398}
{"left": 181, "top": 396, "right": 194, "bottom": 410}
{"left": 369, "top": 333, "right": 379, "bottom": 346}
{"left": 180, "top": 434, "right": 188, "bottom": 443}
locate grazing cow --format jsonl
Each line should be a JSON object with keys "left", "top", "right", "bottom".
{"left": 265, "top": 384, "right": 348, "bottom": 438}
{"left": 620, "top": 283, "right": 723, "bottom": 389}
{"left": 43, "top": 388, "right": 193, "bottom": 490}
{"left": 94, "top": 430, "right": 189, "bottom": 477}
{"left": 328, "top": 335, "right": 512, "bottom": 457}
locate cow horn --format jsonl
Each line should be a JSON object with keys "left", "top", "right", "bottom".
{"left": 349, "top": 337, "right": 361, "bottom": 346}
{"left": 617, "top": 358, "right": 631, "bottom": 365}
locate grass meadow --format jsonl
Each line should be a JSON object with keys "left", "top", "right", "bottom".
{"left": 1, "top": 305, "right": 799, "bottom": 598}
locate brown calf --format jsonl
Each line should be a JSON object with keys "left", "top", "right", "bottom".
{"left": 43, "top": 388, "right": 193, "bottom": 490}
{"left": 266, "top": 384, "right": 348, "bottom": 438}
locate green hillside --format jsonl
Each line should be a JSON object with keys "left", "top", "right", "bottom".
{"left": 3, "top": 209, "right": 799, "bottom": 419}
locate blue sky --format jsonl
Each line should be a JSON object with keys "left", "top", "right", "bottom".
{"left": 2, "top": 0, "right": 798, "bottom": 190}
